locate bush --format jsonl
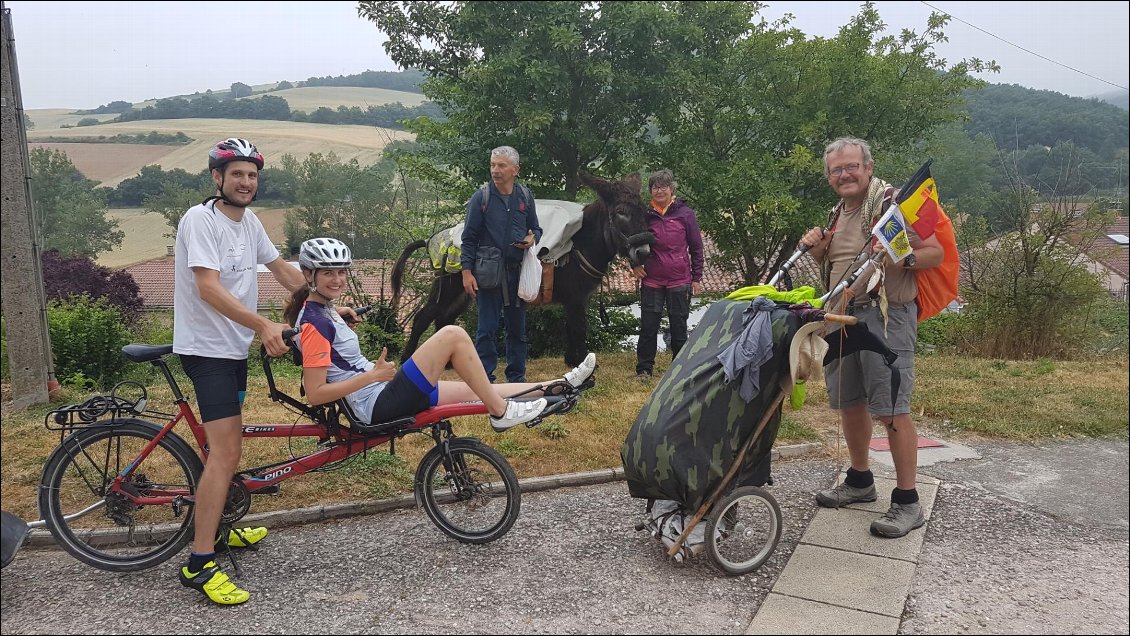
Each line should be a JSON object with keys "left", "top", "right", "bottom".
{"left": 354, "top": 300, "right": 406, "bottom": 361}
{"left": 917, "top": 311, "right": 965, "bottom": 352}
{"left": 48, "top": 295, "right": 131, "bottom": 387}
{"left": 1086, "top": 296, "right": 1129, "bottom": 354}
{"left": 42, "top": 250, "right": 143, "bottom": 323}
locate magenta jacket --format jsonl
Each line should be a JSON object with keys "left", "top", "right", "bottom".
{"left": 642, "top": 199, "right": 705, "bottom": 289}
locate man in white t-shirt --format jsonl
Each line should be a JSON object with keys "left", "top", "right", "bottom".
{"left": 172, "top": 138, "right": 308, "bottom": 606}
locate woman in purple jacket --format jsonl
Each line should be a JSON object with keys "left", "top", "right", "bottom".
{"left": 631, "top": 169, "right": 705, "bottom": 378}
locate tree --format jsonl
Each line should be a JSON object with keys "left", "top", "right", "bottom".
{"left": 229, "top": 81, "right": 253, "bottom": 98}
{"left": 145, "top": 182, "right": 214, "bottom": 239}
{"left": 40, "top": 249, "right": 143, "bottom": 323}
{"left": 358, "top": 0, "right": 674, "bottom": 200}
{"left": 275, "top": 80, "right": 294, "bottom": 91}
{"left": 281, "top": 152, "right": 401, "bottom": 258}
{"left": 29, "top": 148, "right": 123, "bottom": 258}
{"left": 648, "top": 2, "right": 995, "bottom": 284}
{"left": 956, "top": 145, "right": 1112, "bottom": 358}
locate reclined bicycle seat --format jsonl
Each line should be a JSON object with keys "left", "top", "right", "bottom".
{"left": 335, "top": 397, "right": 416, "bottom": 437}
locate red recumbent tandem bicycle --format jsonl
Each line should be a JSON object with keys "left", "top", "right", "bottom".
{"left": 33, "top": 323, "right": 584, "bottom": 573}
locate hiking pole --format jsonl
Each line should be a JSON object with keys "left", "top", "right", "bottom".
{"left": 818, "top": 251, "right": 884, "bottom": 306}
{"left": 769, "top": 225, "right": 836, "bottom": 288}
{"left": 768, "top": 245, "right": 809, "bottom": 287}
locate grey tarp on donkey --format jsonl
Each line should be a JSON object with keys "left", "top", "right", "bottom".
{"left": 622, "top": 299, "right": 800, "bottom": 510}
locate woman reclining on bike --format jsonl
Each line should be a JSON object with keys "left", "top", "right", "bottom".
{"left": 282, "top": 238, "right": 596, "bottom": 432}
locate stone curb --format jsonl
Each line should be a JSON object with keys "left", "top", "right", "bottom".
{"left": 22, "top": 442, "right": 824, "bottom": 547}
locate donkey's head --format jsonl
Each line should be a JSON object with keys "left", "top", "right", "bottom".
{"left": 580, "top": 172, "right": 654, "bottom": 267}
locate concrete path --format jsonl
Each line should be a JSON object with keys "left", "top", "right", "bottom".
{"left": 747, "top": 473, "right": 939, "bottom": 634}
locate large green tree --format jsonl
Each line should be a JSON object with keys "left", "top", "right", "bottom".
{"left": 29, "top": 148, "right": 123, "bottom": 258}
{"left": 358, "top": 0, "right": 672, "bottom": 200}
{"left": 649, "top": 2, "right": 995, "bottom": 284}
{"left": 281, "top": 152, "right": 400, "bottom": 258}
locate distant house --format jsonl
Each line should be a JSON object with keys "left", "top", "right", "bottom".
{"left": 1079, "top": 216, "right": 1129, "bottom": 300}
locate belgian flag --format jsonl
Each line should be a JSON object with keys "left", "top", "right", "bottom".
{"left": 895, "top": 160, "right": 941, "bottom": 239}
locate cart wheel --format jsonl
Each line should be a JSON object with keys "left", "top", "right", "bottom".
{"left": 705, "top": 485, "right": 782, "bottom": 576}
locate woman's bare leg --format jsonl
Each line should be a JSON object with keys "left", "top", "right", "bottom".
{"left": 437, "top": 380, "right": 545, "bottom": 405}
{"left": 408, "top": 325, "right": 508, "bottom": 416}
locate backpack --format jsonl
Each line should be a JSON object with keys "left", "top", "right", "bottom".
{"left": 477, "top": 182, "right": 534, "bottom": 214}
{"left": 914, "top": 208, "right": 959, "bottom": 322}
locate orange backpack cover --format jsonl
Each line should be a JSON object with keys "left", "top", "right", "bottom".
{"left": 915, "top": 209, "right": 959, "bottom": 322}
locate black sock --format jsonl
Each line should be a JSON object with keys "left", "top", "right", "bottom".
{"left": 844, "top": 467, "right": 874, "bottom": 488}
{"left": 891, "top": 487, "right": 919, "bottom": 505}
{"left": 187, "top": 551, "right": 215, "bottom": 573}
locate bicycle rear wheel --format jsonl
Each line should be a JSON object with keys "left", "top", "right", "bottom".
{"left": 38, "top": 419, "right": 203, "bottom": 572}
{"left": 414, "top": 438, "right": 520, "bottom": 544}
{"left": 705, "top": 485, "right": 782, "bottom": 576}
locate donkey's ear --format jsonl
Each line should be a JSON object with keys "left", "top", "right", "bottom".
{"left": 580, "top": 170, "right": 612, "bottom": 199}
{"left": 623, "top": 172, "right": 642, "bottom": 196}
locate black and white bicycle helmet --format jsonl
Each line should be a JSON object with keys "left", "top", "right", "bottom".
{"left": 208, "top": 137, "right": 264, "bottom": 171}
{"left": 299, "top": 238, "right": 353, "bottom": 270}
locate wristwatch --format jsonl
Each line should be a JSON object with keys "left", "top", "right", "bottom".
{"left": 902, "top": 254, "right": 917, "bottom": 269}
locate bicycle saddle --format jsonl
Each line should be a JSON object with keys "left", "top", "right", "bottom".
{"left": 122, "top": 343, "right": 174, "bottom": 363}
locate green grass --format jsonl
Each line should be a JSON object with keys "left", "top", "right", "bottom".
{"left": 2, "top": 350, "right": 1126, "bottom": 523}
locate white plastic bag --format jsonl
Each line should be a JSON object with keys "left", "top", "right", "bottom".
{"left": 518, "top": 243, "right": 541, "bottom": 302}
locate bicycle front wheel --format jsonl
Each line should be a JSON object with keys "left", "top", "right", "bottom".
{"left": 414, "top": 438, "right": 520, "bottom": 544}
{"left": 705, "top": 485, "right": 783, "bottom": 576}
{"left": 38, "top": 419, "right": 203, "bottom": 572}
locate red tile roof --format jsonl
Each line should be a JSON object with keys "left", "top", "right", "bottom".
{"left": 1090, "top": 216, "right": 1129, "bottom": 278}
{"left": 123, "top": 236, "right": 758, "bottom": 313}
{"left": 123, "top": 258, "right": 406, "bottom": 310}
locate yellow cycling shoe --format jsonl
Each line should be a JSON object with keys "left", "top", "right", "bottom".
{"left": 179, "top": 561, "right": 250, "bottom": 605}
{"left": 226, "top": 526, "right": 268, "bottom": 548}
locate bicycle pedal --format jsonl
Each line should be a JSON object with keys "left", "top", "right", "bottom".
{"left": 253, "top": 485, "right": 281, "bottom": 496}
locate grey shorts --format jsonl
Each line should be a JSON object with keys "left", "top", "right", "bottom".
{"left": 824, "top": 302, "right": 916, "bottom": 417}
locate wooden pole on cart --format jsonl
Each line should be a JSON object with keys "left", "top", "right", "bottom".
{"left": 667, "top": 387, "right": 789, "bottom": 557}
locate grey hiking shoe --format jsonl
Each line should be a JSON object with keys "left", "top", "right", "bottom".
{"left": 870, "top": 502, "right": 926, "bottom": 538}
{"left": 815, "top": 482, "right": 878, "bottom": 508}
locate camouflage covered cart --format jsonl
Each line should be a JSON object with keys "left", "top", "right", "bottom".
{"left": 621, "top": 299, "right": 801, "bottom": 575}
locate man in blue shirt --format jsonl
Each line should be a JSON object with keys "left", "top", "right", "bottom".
{"left": 460, "top": 146, "right": 543, "bottom": 382}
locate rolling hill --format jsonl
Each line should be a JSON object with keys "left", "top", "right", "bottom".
{"left": 24, "top": 85, "right": 423, "bottom": 187}
{"left": 240, "top": 86, "right": 428, "bottom": 112}
{"left": 27, "top": 117, "right": 413, "bottom": 188}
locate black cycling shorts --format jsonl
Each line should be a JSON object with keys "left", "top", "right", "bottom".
{"left": 369, "top": 358, "right": 438, "bottom": 424}
{"left": 180, "top": 355, "right": 248, "bottom": 423}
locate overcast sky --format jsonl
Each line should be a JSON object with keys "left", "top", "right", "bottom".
{"left": 4, "top": 0, "right": 1128, "bottom": 110}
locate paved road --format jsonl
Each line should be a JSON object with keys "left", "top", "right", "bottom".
{"left": 1, "top": 439, "right": 1127, "bottom": 634}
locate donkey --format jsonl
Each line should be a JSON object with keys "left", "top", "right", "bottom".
{"left": 391, "top": 172, "right": 654, "bottom": 368}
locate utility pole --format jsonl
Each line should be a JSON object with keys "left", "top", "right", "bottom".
{"left": 1, "top": 1, "right": 56, "bottom": 410}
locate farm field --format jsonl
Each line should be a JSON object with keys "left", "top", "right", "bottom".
{"left": 97, "top": 207, "right": 290, "bottom": 269}
{"left": 241, "top": 86, "right": 428, "bottom": 111}
{"left": 24, "top": 109, "right": 119, "bottom": 130}
{"left": 26, "top": 118, "right": 412, "bottom": 187}
{"left": 28, "top": 143, "right": 181, "bottom": 184}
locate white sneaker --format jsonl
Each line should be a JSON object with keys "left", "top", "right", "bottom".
{"left": 490, "top": 398, "right": 548, "bottom": 432}
{"left": 562, "top": 352, "right": 597, "bottom": 389}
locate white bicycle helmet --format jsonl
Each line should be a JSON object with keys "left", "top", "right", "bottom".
{"left": 299, "top": 238, "right": 353, "bottom": 271}
{"left": 208, "top": 137, "right": 264, "bottom": 171}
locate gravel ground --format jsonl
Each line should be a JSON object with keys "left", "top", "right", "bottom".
{"left": 3, "top": 439, "right": 1127, "bottom": 635}
{"left": 0, "top": 459, "right": 837, "bottom": 635}
{"left": 901, "top": 438, "right": 1129, "bottom": 635}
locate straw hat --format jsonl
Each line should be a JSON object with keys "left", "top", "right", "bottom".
{"left": 785, "top": 321, "right": 829, "bottom": 393}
